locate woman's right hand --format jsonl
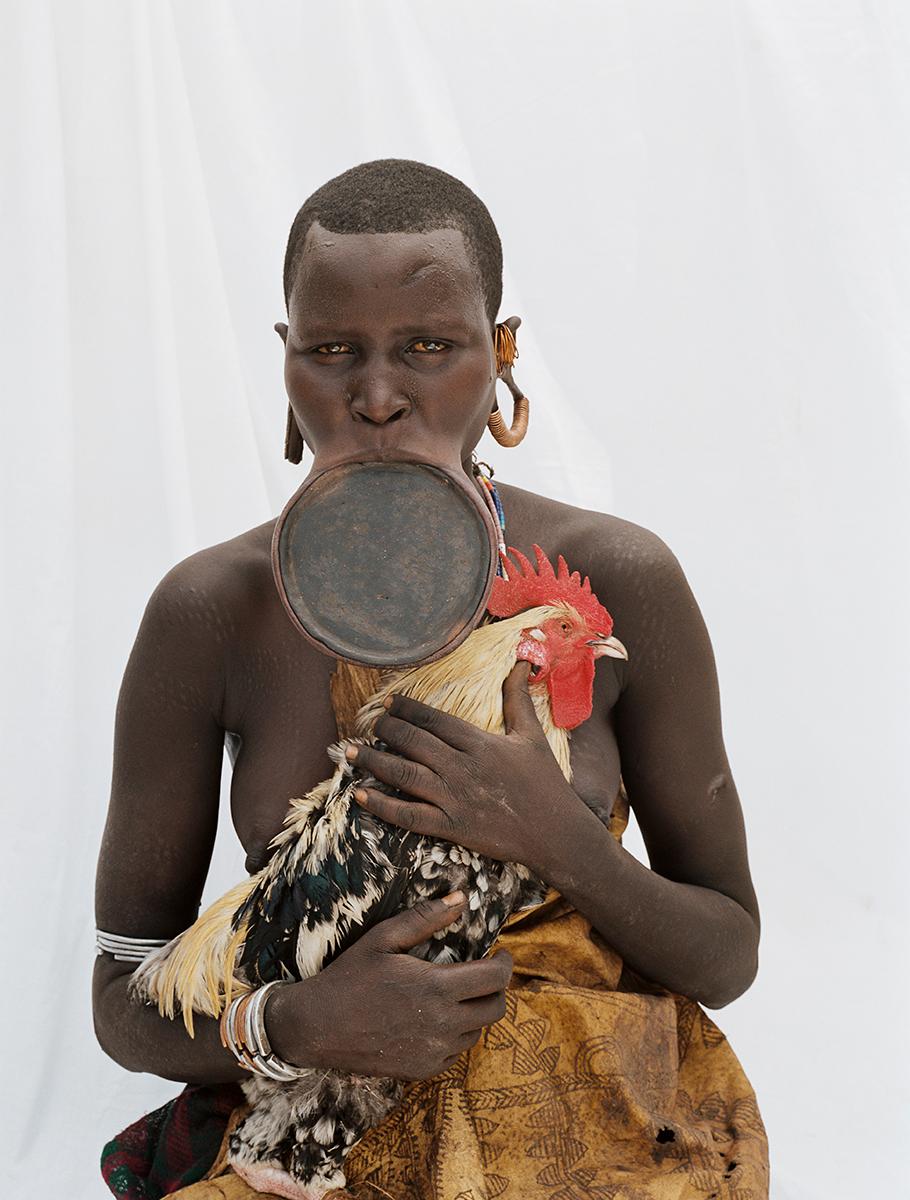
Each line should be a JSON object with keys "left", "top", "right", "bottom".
{"left": 265, "top": 893, "right": 514, "bottom": 1081}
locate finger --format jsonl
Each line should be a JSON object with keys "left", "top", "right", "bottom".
{"left": 440, "top": 1050, "right": 468, "bottom": 1070}
{"left": 432, "top": 951, "right": 514, "bottom": 1001}
{"left": 456, "top": 992, "right": 508, "bottom": 1031}
{"left": 374, "top": 713, "right": 459, "bottom": 775}
{"left": 368, "top": 893, "right": 465, "bottom": 953}
{"left": 502, "top": 660, "right": 544, "bottom": 738}
{"left": 385, "top": 694, "right": 481, "bottom": 754}
{"left": 454, "top": 1028, "right": 484, "bottom": 1051}
{"left": 349, "top": 743, "right": 442, "bottom": 802}
{"left": 354, "top": 787, "right": 445, "bottom": 837}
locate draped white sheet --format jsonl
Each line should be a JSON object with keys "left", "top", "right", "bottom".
{"left": 2, "top": 2, "right": 908, "bottom": 1196}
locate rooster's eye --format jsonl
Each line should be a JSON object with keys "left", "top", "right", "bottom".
{"left": 560, "top": 622, "right": 570, "bottom": 634}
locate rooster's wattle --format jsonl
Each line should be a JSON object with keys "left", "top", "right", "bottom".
{"left": 130, "top": 545, "right": 627, "bottom": 1200}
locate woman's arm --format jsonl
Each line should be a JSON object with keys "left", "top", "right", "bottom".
{"left": 93, "top": 554, "right": 267, "bottom": 1083}
{"left": 539, "top": 527, "right": 760, "bottom": 1009}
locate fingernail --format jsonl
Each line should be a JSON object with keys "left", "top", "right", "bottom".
{"left": 383, "top": 695, "right": 394, "bottom": 710}
{"left": 345, "top": 745, "right": 358, "bottom": 761}
{"left": 442, "top": 890, "right": 465, "bottom": 906}
{"left": 354, "top": 789, "right": 368, "bottom": 803}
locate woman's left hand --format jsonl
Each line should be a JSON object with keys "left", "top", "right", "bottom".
{"left": 346, "top": 661, "right": 579, "bottom": 876}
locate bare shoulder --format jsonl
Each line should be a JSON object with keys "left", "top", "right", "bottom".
{"left": 495, "top": 479, "right": 680, "bottom": 593}
{"left": 131, "top": 520, "right": 282, "bottom": 722}
{"left": 142, "top": 519, "right": 281, "bottom": 648}
{"left": 149, "top": 519, "right": 276, "bottom": 613}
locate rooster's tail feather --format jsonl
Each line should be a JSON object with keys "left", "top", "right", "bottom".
{"left": 128, "top": 876, "right": 258, "bottom": 1037}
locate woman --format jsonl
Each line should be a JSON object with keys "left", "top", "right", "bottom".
{"left": 95, "top": 158, "right": 769, "bottom": 1198}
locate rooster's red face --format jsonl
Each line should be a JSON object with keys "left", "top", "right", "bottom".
{"left": 486, "top": 545, "right": 629, "bottom": 732}
{"left": 515, "top": 608, "right": 627, "bottom": 730}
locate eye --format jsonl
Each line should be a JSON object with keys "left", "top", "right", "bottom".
{"left": 560, "top": 621, "right": 571, "bottom": 634}
{"left": 408, "top": 339, "right": 450, "bottom": 354}
{"left": 312, "top": 342, "right": 354, "bottom": 356}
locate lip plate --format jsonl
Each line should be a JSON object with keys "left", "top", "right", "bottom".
{"left": 273, "top": 459, "right": 498, "bottom": 668}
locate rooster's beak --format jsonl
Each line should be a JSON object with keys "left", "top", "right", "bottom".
{"left": 587, "top": 635, "right": 629, "bottom": 660}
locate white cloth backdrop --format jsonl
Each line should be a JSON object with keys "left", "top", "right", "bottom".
{"left": 2, "top": 1, "right": 908, "bottom": 1195}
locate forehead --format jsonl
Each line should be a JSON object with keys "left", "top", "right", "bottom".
{"left": 290, "top": 220, "right": 485, "bottom": 321}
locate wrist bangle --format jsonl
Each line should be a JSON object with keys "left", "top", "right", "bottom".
{"left": 219, "top": 981, "right": 308, "bottom": 1081}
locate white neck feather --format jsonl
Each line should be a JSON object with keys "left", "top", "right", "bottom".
{"left": 353, "top": 606, "right": 572, "bottom": 782}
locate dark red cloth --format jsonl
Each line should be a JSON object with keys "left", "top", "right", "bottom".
{"left": 100, "top": 1083, "right": 244, "bottom": 1198}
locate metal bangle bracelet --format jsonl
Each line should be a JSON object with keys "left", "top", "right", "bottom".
{"left": 248, "top": 980, "right": 282, "bottom": 1056}
{"left": 95, "top": 930, "right": 170, "bottom": 963}
{"left": 246, "top": 982, "right": 307, "bottom": 1080}
{"left": 220, "top": 982, "right": 306, "bottom": 1081}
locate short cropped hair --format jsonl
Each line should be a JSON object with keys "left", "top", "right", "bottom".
{"left": 282, "top": 159, "right": 503, "bottom": 328}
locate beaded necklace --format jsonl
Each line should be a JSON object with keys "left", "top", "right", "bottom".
{"left": 471, "top": 458, "right": 507, "bottom": 577}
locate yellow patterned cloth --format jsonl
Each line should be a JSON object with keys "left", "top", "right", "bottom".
{"left": 172, "top": 785, "right": 769, "bottom": 1200}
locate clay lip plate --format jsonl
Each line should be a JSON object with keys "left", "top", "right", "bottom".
{"left": 274, "top": 461, "right": 496, "bottom": 668}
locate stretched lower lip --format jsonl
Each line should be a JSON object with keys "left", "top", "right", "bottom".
{"left": 313, "top": 435, "right": 459, "bottom": 466}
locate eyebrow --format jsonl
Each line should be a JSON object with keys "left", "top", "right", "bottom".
{"left": 297, "top": 318, "right": 474, "bottom": 338}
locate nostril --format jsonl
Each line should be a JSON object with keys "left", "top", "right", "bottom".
{"left": 354, "top": 403, "right": 409, "bottom": 425}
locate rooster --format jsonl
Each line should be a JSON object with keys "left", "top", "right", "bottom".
{"left": 130, "top": 545, "right": 627, "bottom": 1200}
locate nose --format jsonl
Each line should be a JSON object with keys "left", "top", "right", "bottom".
{"left": 349, "top": 377, "right": 412, "bottom": 425}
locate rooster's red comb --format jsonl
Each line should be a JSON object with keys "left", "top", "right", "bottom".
{"left": 487, "top": 544, "right": 614, "bottom": 634}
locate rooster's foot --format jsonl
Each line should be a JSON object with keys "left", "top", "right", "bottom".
{"left": 231, "top": 1156, "right": 345, "bottom": 1200}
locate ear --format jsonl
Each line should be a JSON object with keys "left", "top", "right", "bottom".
{"left": 284, "top": 403, "right": 305, "bottom": 463}
{"left": 274, "top": 321, "right": 289, "bottom": 345}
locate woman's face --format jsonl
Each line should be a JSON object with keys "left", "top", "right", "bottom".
{"left": 276, "top": 220, "right": 498, "bottom": 473}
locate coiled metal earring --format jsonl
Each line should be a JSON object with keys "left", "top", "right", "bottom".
{"left": 489, "top": 321, "right": 529, "bottom": 447}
